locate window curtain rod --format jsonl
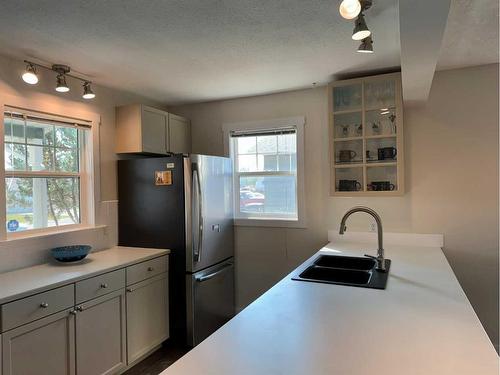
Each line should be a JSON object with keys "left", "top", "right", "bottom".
{"left": 230, "top": 127, "right": 296, "bottom": 138}
{"left": 5, "top": 111, "right": 92, "bottom": 129}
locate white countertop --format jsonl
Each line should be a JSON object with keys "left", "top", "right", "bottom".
{"left": 162, "top": 241, "right": 498, "bottom": 375}
{"left": 0, "top": 246, "right": 169, "bottom": 305}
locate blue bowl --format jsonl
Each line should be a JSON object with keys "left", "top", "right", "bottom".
{"left": 51, "top": 245, "right": 92, "bottom": 263}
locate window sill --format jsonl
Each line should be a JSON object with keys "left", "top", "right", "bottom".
{"left": 234, "top": 218, "right": 307, "bottom": 229}
{"left": 5, "top": 224, "right": 107, "bottom": 242}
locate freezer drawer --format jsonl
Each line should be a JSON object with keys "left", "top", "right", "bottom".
{"left": 186, "top": 259, "right": 235, "bottom": 346}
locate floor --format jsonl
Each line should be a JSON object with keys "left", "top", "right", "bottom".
{"left": 123, "top": 343, "right": 189, "bottom": 375}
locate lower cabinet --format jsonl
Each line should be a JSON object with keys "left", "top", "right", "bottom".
{"left": 75, "top": 290, "right": 127, "bottom": 375}
{"left": 126, "top": 273, "right": 169, "bottom": 365}
{"left": 0, "top": 255, "right": 169, "bottom": 375}
{"left": 2, "top": 309, "right": 75, "bottom": 375}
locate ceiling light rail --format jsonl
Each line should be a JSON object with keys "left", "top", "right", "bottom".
{"left": 21, "top": 60, "right": 96, "bottom": 100}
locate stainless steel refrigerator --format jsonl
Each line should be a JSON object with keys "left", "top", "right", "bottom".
{"left": 118, "top": 154, "right": 234, "bottom": 346}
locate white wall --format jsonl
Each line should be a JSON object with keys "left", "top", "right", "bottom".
{"left": 0, "top": 53, "right": 165, "bottom": 272}
{"left": 172, "top": 64, "right": 499, "bottom": 349}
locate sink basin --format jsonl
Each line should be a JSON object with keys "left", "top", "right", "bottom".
{"left": 292, "top": 254, "right": 391, "bottom": 289}
{"left": 299, "top": 266, "right": 371, "bottom": 285}
{"left": 314, "top": 255, "right": 375, "bottom": 271}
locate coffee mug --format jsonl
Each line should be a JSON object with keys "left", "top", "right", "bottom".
{"left": 339, "top": 150, "right": 357, "bottom": 163}
{"left": 339, "top": 180, "right": 361, "bottom": 191}
{"left": 368, "top": 181, "right": 395, "bottom": 191}
{"left": 377, "top": 147, "right": 397, "bottom": 160}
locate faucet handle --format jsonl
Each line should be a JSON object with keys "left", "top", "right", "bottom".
{"left": 364, "top": 254, "right": 377, "bottom": 260}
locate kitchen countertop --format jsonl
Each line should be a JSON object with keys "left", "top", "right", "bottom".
{"left": 0, "top": 246, "right": 169, "bottom": 305}
{"left": 162, "top": 241, "right": 498, "bottom": 375}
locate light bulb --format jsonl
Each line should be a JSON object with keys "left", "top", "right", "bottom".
{"left": 339, "top": 0, "right": 361, "bottom": 20}
{"left": 22, "top": 64, "right": 38, "bottom": 84}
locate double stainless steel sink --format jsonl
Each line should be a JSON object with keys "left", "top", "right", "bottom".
{"left": 292, "top": 254, "right": 391, "bottom": 289}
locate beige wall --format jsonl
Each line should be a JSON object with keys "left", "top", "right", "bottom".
{"left": 172, "top": 64, "right": 499, "bottom": 348}
{"left": 0, "top": 53, "right": 165, "bottom": 271}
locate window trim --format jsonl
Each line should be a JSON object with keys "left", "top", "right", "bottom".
{"left": 0, "top": 97, "right": 101, "bottom": 240}
{"left": 222, "top": 116, "right": 307, "bottom": 228}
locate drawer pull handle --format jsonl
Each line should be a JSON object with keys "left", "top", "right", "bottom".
{"left": 148, "top": 266, "right": 154, "bottom": 272}
{"left": 126, "top": 288, "right": 132, "bottom": 293}
{"left": 100, "top": 283, "right": 108, "bottom": 289}
{"left": 40, "top": 302, "right": 49, "bottom": 308}
{"left": 76, "top": 306, "right": 84, "bottom": 312}
{"left": 69, "top": 310, "right": 77, "bottom": 315}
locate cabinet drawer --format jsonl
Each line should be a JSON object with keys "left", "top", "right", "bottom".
{"left": 127, "top": 256, "right": 168, "bottom": 286}
{"left": 1, "top": 284, "right": 74, "bottom": 332}
{"left": 76, "top": 269, "right": 126, "bottom": 304}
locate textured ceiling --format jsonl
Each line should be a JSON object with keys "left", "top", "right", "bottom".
{"left": 0, "top": 0, "right": 400, "bottom": 104}
{"left": 437, "top": 0, "right": 499, "bottom": 70}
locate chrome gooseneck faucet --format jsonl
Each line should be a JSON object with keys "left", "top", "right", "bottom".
{"left": 339, "top": 206, "right": 386, "bottom": 272}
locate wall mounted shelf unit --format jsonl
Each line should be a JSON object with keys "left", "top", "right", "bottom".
{"left": 328, "top": 72, "right": 404, "bottom": 196}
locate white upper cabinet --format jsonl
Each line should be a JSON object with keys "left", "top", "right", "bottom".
{"left": 116, "top": 104, "right": 190, "bottom": 155}
{"left": 168, "top": 113, "right": 191, "bottom": 154}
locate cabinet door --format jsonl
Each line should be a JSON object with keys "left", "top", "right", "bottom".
{"left": 168, "top": 114, "right": 191, "bottom": 154}
{"left": 141, "top": 107, "right": 167, "bottom": 154}
{"left": 2, "top": 309, "right": 75, "bottom": 375}
{"left": 75, "top": 289, "right": 126, "bottom": 375}
{"left": 126, "top": 273, "right": 169, "bottom": 365}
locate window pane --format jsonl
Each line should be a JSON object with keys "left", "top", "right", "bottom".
{"left": 55, "top": 148, "right": 78, "bottom": 172}
{"left": 238, "top": 154, "right": 257, "bottom": 172}
{"left": 4, "top": 117, "right": 25, "bottom": 143}
{"left": 257, "top": 154, "right": 278, "bottom": 171}
{"left": 27, "top": 145, "right": 54, "bottom": 171}
{"left": 56, "top": 126, "right": 78, "bottom": 148}
{"left": 278, "top": 154, "right": 293, "bottom": 171}
{"left": 278, "top": 134, "right": 296, "bottom": 153}
{"left": 6, "top": 177, "right": 80, "bottom": 232}
{"left": 5, "top": 143, "right": 26, "bottom": 171}
{"left": 26, "top": 121, "right": 54, "bottom": 146}
{"left": 256, "top": 135, "right": 277, "bottom": 153}
{"left": 237, "top": 137, "right": 256, "bottom": 154}
{"left": 239, "top": 175, "right": 297, "bottom": 216}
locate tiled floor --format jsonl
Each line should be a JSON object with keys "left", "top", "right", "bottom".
{"left": 123, "top": 343, "right": 189, "bottom": 375}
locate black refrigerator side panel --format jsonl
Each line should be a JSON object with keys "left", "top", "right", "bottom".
{"left": 118, "top": 155, "right": 187, "bottom": 344}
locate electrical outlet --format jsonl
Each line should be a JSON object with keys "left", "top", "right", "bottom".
{"left": 370, "top": 222, "right": 376, "bottom": 232}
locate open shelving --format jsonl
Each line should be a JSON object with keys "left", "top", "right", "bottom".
{"left": 328, "top": 72, "right": 404, "bottom": 196}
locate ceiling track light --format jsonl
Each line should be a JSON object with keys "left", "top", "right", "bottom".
{"left": 82, "top": 81, "right": 95, "bottom": 99}
{"left": 357, "top": 36, "right": 374, "bottom": 53}
{"left": 352, "top": 13, "right": 371, "bottom": 41}
{"left": 339, "top": 0, "right": 371, "bottom": 20}
{"left": 20, "top": 60, "right": 96, "bottom": 99}
{"left": 22, "top": 63, "right": 39, "bottom": 85}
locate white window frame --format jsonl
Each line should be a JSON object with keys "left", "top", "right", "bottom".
{"left": 222, "top": 116, "right": 306, "bottom": 228}
{"left": 0, "top": 96, "right": 100, "bottom": 240}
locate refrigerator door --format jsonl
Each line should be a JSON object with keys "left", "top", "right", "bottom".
{"left": 186, "top": 259, "right": 235, "bottom": 346}
{"left": 186, "top": 154, "right": 234, "bottom": 273}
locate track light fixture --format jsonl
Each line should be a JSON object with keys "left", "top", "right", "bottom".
{"left": 339, "top": 0, "right": 374, "bottom": 53}
{"left": 22, "top": 63, "right": 39, "bottom": 85}
{"left": 357, "top": 36, "right": 374, "bottom": 53}
{"left": 82, "top": 82, "right": 95, "bottom": 99}
{"left": 352, "top": 13, "right": 371, "bottom": 40}
{"left": 20, "top": 60, "right": 95, "bottom": 99}
{"left": 339, "top": 0, "right": 361, "bottom": 20}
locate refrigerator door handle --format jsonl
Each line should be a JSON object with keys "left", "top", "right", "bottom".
{"left": 192, "top": 165, "right": 203, "bottom": 262}
{"left": 195, "top": 262, "right": 233, "bottom": 283}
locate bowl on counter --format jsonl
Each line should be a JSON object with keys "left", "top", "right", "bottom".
{"left": 51, "top": 245, "right": 92, "bottom": 263}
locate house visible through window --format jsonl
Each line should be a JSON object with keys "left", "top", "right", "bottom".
{"left": 230, "top": 128, "right": 298, "bottom": 220}
{"left": 4, "top": 110, "right": 91, "bottom": 233}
